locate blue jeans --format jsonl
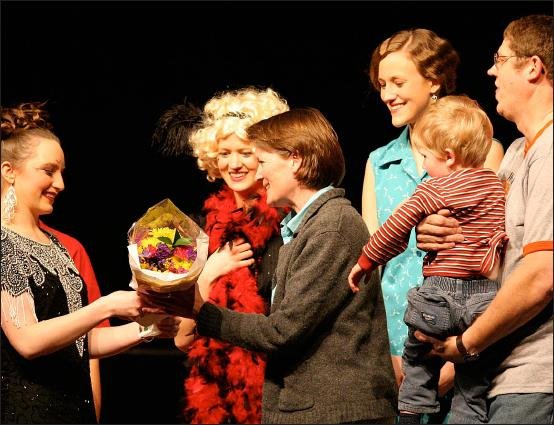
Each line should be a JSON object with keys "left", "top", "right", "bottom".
{"left": 398, "top": 276, "right": 500, "bottom": 423}
{"left": 487, "top": 393, "right": 553, "bottom": 424}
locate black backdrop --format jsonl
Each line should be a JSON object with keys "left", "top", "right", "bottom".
{"left": 2, "top": 1, "right": 552, "bottom": 423}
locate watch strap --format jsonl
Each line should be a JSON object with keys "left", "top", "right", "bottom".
{"left": 456, "top": 334, "right": 479, "bottom": 361}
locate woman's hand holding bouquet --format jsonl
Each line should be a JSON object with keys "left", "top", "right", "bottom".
{"left": 100, "top": 290, "right": 148, "bottom": 322}
{"left": 147, "top": 316, "right": 181, "bottom": 339}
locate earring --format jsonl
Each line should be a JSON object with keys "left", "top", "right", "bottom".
{"left": 431, "top": 94, "right": 438, "bottom": 102}
{"left": 2, "top": 184, "right": 17, "bottom": 224}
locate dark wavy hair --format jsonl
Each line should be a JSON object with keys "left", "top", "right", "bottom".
{"left": 368, "top": 28, "right": 460, "bottom": 97}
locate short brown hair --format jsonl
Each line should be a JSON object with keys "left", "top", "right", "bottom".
{"left": 412, "top": 95, "right": 493, "bottom": 168}
{"left": 504, "top": 14, "right": 553, "bottom": 81}
{"left": 368, "top": 28, "right": 460, "bottom": 97}
{"left": 246, "top": 108, "right": 345, "bottom": 190}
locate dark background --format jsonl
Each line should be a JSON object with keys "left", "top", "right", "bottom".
{"left": 2, "top": 1, "right": 552, "bottom": 423}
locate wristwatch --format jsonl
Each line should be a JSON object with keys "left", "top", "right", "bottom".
{"left": 456, "top": 334, "right": 480, "bottom": 361}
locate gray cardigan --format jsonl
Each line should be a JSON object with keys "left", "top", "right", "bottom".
{"left": 197, "top": 188, "right": 398, "bottom": 423}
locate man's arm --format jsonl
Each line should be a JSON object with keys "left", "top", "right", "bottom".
{"left": 461, "top": 250, "right": 552, "bottom": 353}
{"left": 415, "top": 209, "right": 465, "bottom": 251}
{"left": 415, "top": 249, "right": 553, "bottom": 361}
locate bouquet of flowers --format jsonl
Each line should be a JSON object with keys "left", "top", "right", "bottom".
{"left": 127, "top": 198, "right": 209, "bottom": 293}
{"left": 136, "top": 227, "right": 197, "bottom": 274}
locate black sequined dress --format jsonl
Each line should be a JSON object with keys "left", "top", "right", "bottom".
{"left": 1, "top": 226, "right": 96, "bottom": 424}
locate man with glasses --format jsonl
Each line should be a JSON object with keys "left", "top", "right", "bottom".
{"left": 414, "top": 14, "right": 553, "bottom": 423}
{"left": 493, "top": 53, "right": 520, "bottom": 67}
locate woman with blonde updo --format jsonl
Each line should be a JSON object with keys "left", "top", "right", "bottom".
{"left": 188, "top": 88, "right": 290, "bottom": 182}
{"left": 0, "top": 102, "right": 179, "bottom": 424}
{"left": 153, "top": 86, "right": 289, "bottom": 424}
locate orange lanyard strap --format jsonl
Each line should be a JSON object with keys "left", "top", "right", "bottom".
{"left": 525, "top": 119, "right": 553, "bottom": 156}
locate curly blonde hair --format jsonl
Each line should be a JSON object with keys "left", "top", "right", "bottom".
{"left": 189, "top": 87, "right": 289, "bottom": 181}
{"left": 412, "top": 95, "right": 493, "bottom": 168}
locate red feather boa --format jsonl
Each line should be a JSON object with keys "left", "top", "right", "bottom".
{"left": 183, "top": 186, "right": 282, "bottom": 424}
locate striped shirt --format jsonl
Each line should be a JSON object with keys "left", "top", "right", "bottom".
{"left": 358, "top": 168, "right": 507, "bottom": 278}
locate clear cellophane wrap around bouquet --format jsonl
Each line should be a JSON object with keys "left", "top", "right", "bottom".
{"left": 128, "top": 198, "right": 209, "bottom": 293}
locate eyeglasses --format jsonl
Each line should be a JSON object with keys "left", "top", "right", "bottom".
{"left": 493, "top": 53, "right": 518, "bottom": 68}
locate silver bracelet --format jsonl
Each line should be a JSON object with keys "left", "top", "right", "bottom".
{"left": 138, "top": 324, "right": 154, "bottom": 343}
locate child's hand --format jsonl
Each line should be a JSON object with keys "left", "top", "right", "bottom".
{"left": 348, "top": 263, "right": 366, "bottom": 293}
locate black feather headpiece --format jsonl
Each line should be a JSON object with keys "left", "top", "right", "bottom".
{"left": 151, "top": 100, "right": 203, "bottom": 156}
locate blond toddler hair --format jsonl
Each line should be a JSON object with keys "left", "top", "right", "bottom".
{"left": 412, "top": 95, "right": 493, "bottom": 168}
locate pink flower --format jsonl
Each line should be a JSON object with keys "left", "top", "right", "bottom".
{"left": 141, "top": 244, "right": 158, "bottom": 259}
{"left": 174, "top": 245, "right": 197, "bottom": 261}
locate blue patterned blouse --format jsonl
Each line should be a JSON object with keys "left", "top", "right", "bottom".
{"left": 368, "top": 126, "right": 428, "bottom": 355}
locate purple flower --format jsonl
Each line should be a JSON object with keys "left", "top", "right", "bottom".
{"left": 155, "top": 243, "right": 172, "bottom": 262}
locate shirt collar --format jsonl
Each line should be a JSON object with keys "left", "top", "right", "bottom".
{"left": 374, "top": 126, "right": 411, "bottom": 166}
{"left": 280, "top": 185, "right": 334, "bottom": 244}
{"left": 375, "top": 126, "right": 428, "bottom": 182}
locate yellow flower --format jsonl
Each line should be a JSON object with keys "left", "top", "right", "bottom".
{"left": 151, "top": 227, "right": 176, "bottom": 241}
{"left": 138, "top": 236, "right": 161, "bottom": 252}
{"left": 163, "top": 257, "right": 193, "bottom": 273}
{"left": 175, "top": 258, "right": 193, "bottom": 270}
